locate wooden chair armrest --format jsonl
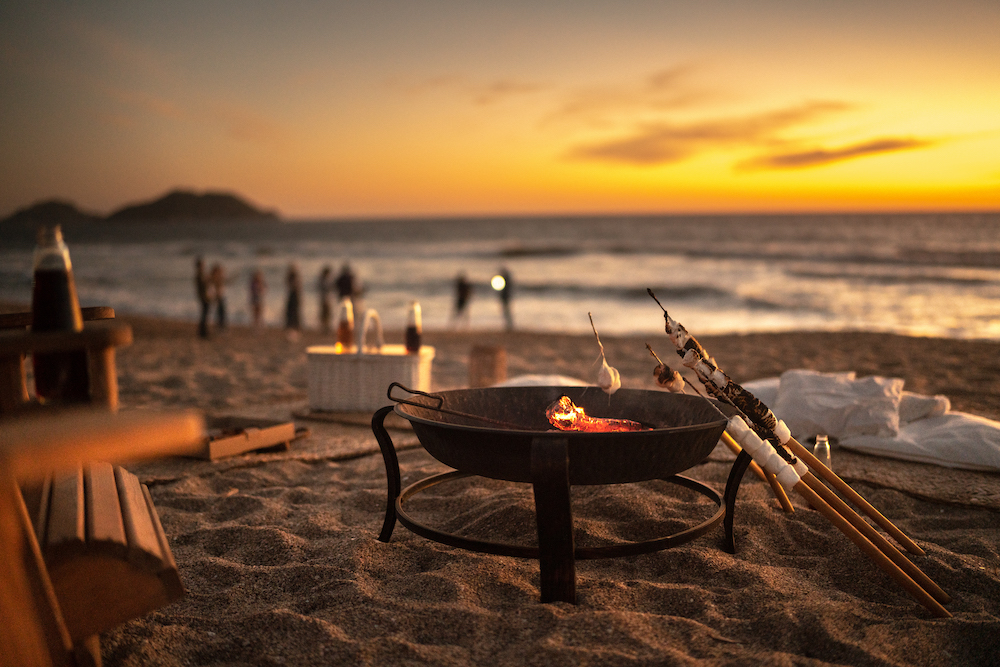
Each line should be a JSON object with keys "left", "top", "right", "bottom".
{"left": 0, "top": 322, "right": 132, "bottom": 357}
{"left": 0, "top": 307, "right": 116, "bottom": 330}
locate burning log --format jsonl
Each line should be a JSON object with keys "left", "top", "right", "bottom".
{"left": 545, "top": 396, "right": 645, "bottom": 433}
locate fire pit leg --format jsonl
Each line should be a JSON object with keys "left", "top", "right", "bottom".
{"left": 722, "top": 450, "right": 753, "bottom": 554}
{"left": 530, "top": 436, "right": 576, "bottom": 604}
{"left": 372, "top": 405, "right": 401, "bottom": 542}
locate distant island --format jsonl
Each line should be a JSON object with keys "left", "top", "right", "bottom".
{"left": 1, "top": 189, "right": 281, "bottom": 228}
{"left": 107, "top": 190, "right": 280, "bottom": 222}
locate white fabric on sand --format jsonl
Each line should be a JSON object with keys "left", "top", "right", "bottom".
{"left": 743, "top": 371, "right": 1000, "bottom": 472}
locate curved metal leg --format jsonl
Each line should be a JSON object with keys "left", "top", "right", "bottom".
{"left": 722, "top": 449, "right": 753, "bottom": 554}
{"left": 372, "top": 405, "right": 401, "bottom": 542}
{"left": 530, "top": 436, "right": 575, "bottom": 604}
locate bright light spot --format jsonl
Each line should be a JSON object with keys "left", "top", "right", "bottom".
{"left": 491, "top": 275, "right": 506, "bottom": 291}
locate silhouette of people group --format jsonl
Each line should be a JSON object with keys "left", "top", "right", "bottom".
{"left": 191, "top": 258, "right": 516, "bottom": 337}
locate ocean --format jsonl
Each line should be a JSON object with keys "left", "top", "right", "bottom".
{"left": 2, "top": 212, "right": 1000, "bottom": 339}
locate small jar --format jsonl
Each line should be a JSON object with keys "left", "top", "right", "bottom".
{"left": 336, "top": 297, "right": 355, "bottom": 350}
{"left": 813, "top": 434, "right": 833, "bottom": 471}
{"left": 404, "top": 301, "right": 422, "bottom": 353}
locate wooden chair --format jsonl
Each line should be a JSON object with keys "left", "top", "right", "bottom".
{"left": 1, "top": 409, "right": 204, "bottom": 667}
{"left": 0, "top": 308, "right": 204, "bottom": 666}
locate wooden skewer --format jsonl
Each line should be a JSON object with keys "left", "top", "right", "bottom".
{"left": 785, "top": 437, "right": 925, "bottom": 556}
{"left": 800, "top": 472, "right": 950, "bottom": 605}
{"left": 721, "top": 432, "right": 794, "bottom": 513}
{"left": 791, "top": 479, "right": 951, "bottom": 618}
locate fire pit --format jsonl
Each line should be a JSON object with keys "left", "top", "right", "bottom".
{"left": 372, "top": 384, "right": 750, "bottom": 603}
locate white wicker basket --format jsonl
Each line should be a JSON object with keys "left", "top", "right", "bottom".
{"left": 306, "top": 344, "right": 435, "bottom": 413}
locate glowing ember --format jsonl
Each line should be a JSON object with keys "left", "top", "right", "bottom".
{"left": 545, "top": 395, "right": 646, "bottom": 432}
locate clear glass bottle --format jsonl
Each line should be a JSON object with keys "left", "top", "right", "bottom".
{"left": 335, "top": 296, "right": 355, "bottom": 350}
{"left": 31, "top": 225, "right": 90, "bottom": 402}
{"left": 404, "top": 301, "right": 422, "bottom": 353}
{"left": 813, "top": 434, "right": 833, "bottom": 471}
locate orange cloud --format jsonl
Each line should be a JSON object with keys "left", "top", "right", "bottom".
{"left": 472, "top": 79, "right": 548, "bottom": 105}
{"left": 564, "top": 100, "right": 852, "bottom": 165}
{"left": 543, "top": 65, "right": 710, "bottom": 126}
{"left": 737, "top": 137, "right": 935, "bottom": 170}
{"left": 398, "top": 73, "right": 548, "bottom": 105}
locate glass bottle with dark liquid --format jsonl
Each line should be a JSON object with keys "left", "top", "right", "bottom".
{"left": 31, "top": 225, "right": 90, "bottom": 403}
{"left": 405, "top": 301, "right": 422, "bottom": 353}
{"left": 336, "top": 297, "right": 355, "bottom": 350}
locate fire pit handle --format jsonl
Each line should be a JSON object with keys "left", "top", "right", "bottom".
{"left": 386, "top": 382, "right": 526, "bottom": 429}
{"left": 387, "top": 382, "right": 444, "bottom": 409}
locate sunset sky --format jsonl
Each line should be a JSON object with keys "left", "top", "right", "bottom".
{"left": 2, "top": 0, "right": 998, "bottom": 219}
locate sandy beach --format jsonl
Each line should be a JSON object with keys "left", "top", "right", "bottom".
{"left": 36, "top": 313, "right": 1000, "bottom": 665}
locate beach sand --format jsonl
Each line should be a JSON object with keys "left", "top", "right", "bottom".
{"left": 51, "top": 315, "right": 1000, "bottom": 665}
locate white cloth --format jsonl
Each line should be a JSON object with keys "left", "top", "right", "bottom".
{"left": 773, "top": 370, "right": 903, "bottom": 439}
{"left": 742, "top": 370, "right": 1000, "bottom": 472}
{"left": 494, "top": 374, "right": 588, "bottom": 387}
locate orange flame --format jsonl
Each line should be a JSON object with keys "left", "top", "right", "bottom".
{"left": 545, "top": 396, "right": 645, "bottom": 432}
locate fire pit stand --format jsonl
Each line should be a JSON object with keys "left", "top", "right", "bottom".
{"left": 372, "top": 404, "right": 754, "bottom": 604}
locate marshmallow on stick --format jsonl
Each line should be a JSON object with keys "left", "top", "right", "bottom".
{"left": 589, "top": 312, "right": 621, "bottom": 395}
{"left": 647, "top": 289, "right": 791, "bottom": 449}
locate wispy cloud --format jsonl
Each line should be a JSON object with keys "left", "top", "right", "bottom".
{"left": 102, "top": 87, "right": 284, "bottom": 145}
{"left": 205, "top": 101, "right": 285, "bottom": 144}
{"left": 564, "top": 101, "right": 852, "bottom": 165}
{"left": 737, "top": 137, "right": 934, "bottom": 170}
{"left": 398, "top": 74, "right": 549, "bottom": 105}
{"left": 108, "top": 89, "right": 187, "bottom": 121}
{"left": 472, "top": 79, "right": 548, "bottom": 105}
{"left": 544, "top": 65, "right": 711, "bottom": 126}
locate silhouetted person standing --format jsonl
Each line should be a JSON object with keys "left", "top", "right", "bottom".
{"left": 453, "top": 271, "right": 472, "bottom": 327}
{"left": 318, "top": 265, "right": 333, "bottom": 333}
{"left": 335, "top": 262, "right": 356, "bottom": 299}
{"left": 249, "top": 269, "right": 266, "bottom": 327}
{"left": 195, "top": 256, "right": 211, "bottom": 338}
{"left": 499, "top": 267, "right": 513, "bottom": 330}
{"left": 210, "top": 263, "right": 227, "bottom": 329}
{"left": 285, "top": 263, "right": 302, "bottom": 332}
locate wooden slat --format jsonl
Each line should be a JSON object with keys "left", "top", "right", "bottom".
{"left": 0, "top": 353, "right": 29, "bottom": 413}
{"left": 87, "top": 346, "right": 118, "bottom": 411}
{"left": 20, "top": 476, "right": 53, "bottom": 542}
{"left": 45, "top": 469, "right": 85, "bottom": 555}
{"left": 0, "top": 323, "right": 132, "bottom": 357}
{"left": 143, "top": 484, "right": 184, "bottom": 600}
{"left": 114, "top": 467, "right": 165, "bottom": 572}
{"left": 0, "top": 307, "right": 116, "bottom": 330}
{"left": 85, "top": 463, "right": 127, "bottom": 558}
{"left": 2, "top": 408, "right": 205, "bottom": 482}
{"left": 0, "top": 471, "right": 73, "bottom": 667}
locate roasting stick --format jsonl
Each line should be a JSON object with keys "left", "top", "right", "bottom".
{"left": 677, "top": 340, "right": 951, "bottom": 609}
{"left": 726, "top": 417, "right": 951, "bottom": 617}
{"left": 646, "top": 344, "right": 794, "bottom": 512}
{"left": 647, "top": 289, "right": 924, "bottom": 554}
{"left": 798, "top": 467, "right": 950, "bottom": 604}
{"left": 785, "top": 437, "right": 924, "bottom": 556}
{"left": 646, "top": 291, "right": 950, "bottom": 615}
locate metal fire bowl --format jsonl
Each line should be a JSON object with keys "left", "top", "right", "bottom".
{"left": 394, "top": 386, "right": 733, "bottom": 485}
